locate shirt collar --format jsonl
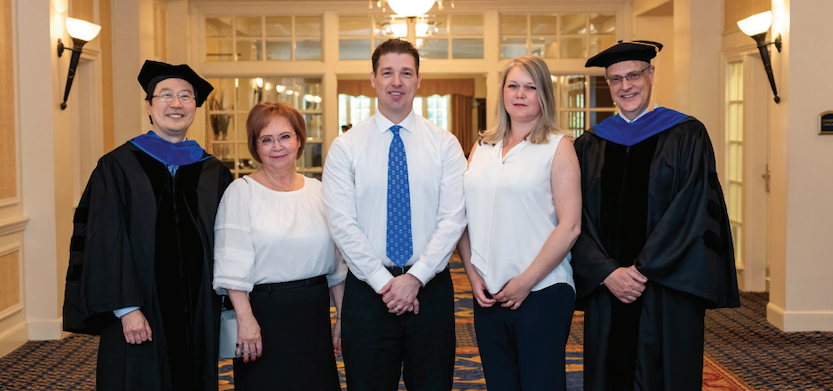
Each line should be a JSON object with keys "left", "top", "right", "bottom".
{"left": 374, "top": 110, "right": 417, "bottom": 134}
{"left": 618, "top": 103, "right": 659, "bottom": 123}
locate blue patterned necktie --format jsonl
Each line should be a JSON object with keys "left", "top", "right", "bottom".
{"left": 386, "top": 125, "right": 413, "bottom": 268}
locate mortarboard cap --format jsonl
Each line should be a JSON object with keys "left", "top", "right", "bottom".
{"left": 585, "top": 40, "right": 663, "bottom": 68}
{"left": 138, "top": 60, "right": 214, "bottom": 107}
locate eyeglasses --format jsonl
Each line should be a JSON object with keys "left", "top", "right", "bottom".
{"left": 152, "top": 93, "right": 195, "bottom": 103}
{"left": 605, "top": 66, "right": 652, "bottom": 86}
{"left": 257, "top": 133, "right": 296, "bottom": 147}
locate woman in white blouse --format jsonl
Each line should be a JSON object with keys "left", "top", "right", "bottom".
{"left": 457, "top": 56, "right": 581, "bottom": 390}
{"left": 213, "top": 102, "right": 347, "bottom": 390}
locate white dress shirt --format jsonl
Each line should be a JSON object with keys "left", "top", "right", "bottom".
{"left": 213, "top": 176, "right": 348, "bottom": 293}
{"left": 464, "top": 133, "right": 574, "bottom": 294}
{"left": 323, "top": 111, "right": 467, "bottom": 292}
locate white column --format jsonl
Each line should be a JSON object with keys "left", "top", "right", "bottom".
{"left": 18, "top": 0, "right": 60, "bottom": 340}
{"left": 673, "top": 0, "right": 723, "bottom": 167}
{"left": 111, "top": 0, "right": 155, "bottom": 145}
{"left": 766, "top": 0, "right": 833, "bottom": 331}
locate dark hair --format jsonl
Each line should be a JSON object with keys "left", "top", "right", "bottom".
{"left": 372, "top": 38, "right": 420, "bottom": 74}
{"left": 246, "top": 102, "right": 307, "bottom": 163}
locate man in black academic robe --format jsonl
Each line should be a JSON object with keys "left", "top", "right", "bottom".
{"left": 63, "top": 61, "right": 233, "bottom": 391}
{"left": 572, "top": 41, "right": 740, "bottom": 391}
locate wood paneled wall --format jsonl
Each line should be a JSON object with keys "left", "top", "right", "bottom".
{"left": 0, "top": 0, "right": 16, "bottom": 200}
{"left": 725, "top": 0, "right": 771, "bottom": 33}
{"left": 0, "top": 250, "right": 20, "bottom": 312}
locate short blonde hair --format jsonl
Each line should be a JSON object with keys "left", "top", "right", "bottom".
{"left": 481, "top": 56, "right": 559, "bottom": 145}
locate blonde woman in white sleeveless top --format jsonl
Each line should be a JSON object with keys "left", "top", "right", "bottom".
{"left": 458, "top": 56, "right": 581, "bottom": 390}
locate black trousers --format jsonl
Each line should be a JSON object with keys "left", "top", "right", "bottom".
{"left": 232, "top": 277, "right": 339, "bottom": 391}
{"left": 342, "top": 269, "right": 456, "bottom": 391}
{"left": 474, "top": 283, "right": 575, "bottom": 391}
{"left": 583, "top": 281, "right": 706, "bottom": 391}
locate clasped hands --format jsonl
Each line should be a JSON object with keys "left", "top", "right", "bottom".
{"left": 604, "top": 266, "right": 649, "bottom": 303}
{"left": 378, "top": 274, "right": 422, "bottom": 316}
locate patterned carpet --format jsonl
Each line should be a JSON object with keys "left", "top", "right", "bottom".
{"left": 2, "top": 264, "right": 832, "bottom": 390}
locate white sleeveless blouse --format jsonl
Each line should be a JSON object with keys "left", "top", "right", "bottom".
{"left": 464, "top": 133, "right": 574, "bottom": 294}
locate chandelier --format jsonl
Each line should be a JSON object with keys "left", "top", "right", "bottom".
{"left": 369, "top": 0, "right": 454, "bottom": 17}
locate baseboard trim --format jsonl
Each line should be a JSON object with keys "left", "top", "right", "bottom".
{"left": 0, "top": 321, "right": 28, "bottom": 358}
{"left": 767, "top": 302, "right": 833, "bottom": 332}
{"left": 27, "top": 317, "right": 62, "bottom": 340}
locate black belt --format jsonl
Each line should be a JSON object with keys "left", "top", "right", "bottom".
{"left": 252, "top": 275, "right": 326, "bottom": 293}
{"left": 386, "top": 265, "right": 412, "bottom": 277}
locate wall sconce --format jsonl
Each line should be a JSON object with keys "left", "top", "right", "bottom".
{"left": 57, "top": 17, "right": 101, "bottom": 110}
{"left": 737, "top": 11, "right": 782, "bottom": 103}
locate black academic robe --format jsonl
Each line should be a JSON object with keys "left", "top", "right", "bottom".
{"left": 63, "top": 142, "right": 233, "bottom": 391}
{"left": 572, "top": 117, "right": 740, "bottom": 391}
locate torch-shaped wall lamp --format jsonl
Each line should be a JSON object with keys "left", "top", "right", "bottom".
{"left": 57, "top": 17, "right": 101, "bottom": 110}
{"left": 737, "top": 11, "right": 782, "bottom": 103}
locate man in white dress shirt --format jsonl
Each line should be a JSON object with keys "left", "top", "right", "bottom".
{"left": 323, "top": 39, "right": 467, "bottom": 391}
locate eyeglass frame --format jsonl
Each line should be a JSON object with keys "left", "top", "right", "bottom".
{"left": 256, "top": 132, "right": 297, "bottom": 148}
{"left": 152, "top": 92, "right": 196, "bottom": 103}
{"left": 605, "top": 65, "right": 653, "bottom": 86}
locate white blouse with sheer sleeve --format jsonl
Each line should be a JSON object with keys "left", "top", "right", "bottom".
{"left": 213, "top": 175, "right": 348, "bottom": 293}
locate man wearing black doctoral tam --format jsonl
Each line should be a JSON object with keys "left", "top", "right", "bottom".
{"left": 572, "top": 41, "right": 740, "bottom": 391}
{"left": 63, "top": 60, "right": 233, "bottom": 390}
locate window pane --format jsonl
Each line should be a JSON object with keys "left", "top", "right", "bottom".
{"left": 530, "top": 15, "right": 558, "bottom": 35}
{"left": 206, "top": 39, "right": 234, "bottom": 62}
{"left": 305, "top": 114, "right": 323, "bottom": 140}
{"left": 340, "top": 39, "right": 371, "bottom": 60}
{"left": 237, "top": 80, "right": 257, "bottom": 112}
{"left": 299, "top": 143, "right": 323, "bottom": 169}
{"left": 209, "top": 115, "right": 233, "bottom": 141}
{"left": 375, "top": 16, "right": 399, "bottom": 37}
{"left": 215, "top": 143, "right": 235, "bottom": 166}
{"left": 451, "top": 15, "right": 483, "bottom": 35}
{"left": 588, "top": 76, "right": 614, "bottom": 108}
{"left": 589, "top": 36, "right": 616, "bottom": 57}
{"left": 419, "top": 38, "right": 449, "bottom": 59}
{"left": 265, "top": 41, "right": 292, "bottom": 61}
{"left": 564, "top": 76, "right": 586, "bottom": 109}
{"left": 265, "top": 16, "right": 291, "bottom": 37}
{"left": 413, "top": 98, "right": 423, "bottom": 117}
{"left": 237, "top": 40, "right": 263, "bottom": 61}
{"left": 560, "top": 37, "right": 586, "bottom": 58}
{"left": 560, "top": 111, "right": 586, "bottom": 137}
{"left": 589, "top": 14, "right": 616, "bottom": 34}
{"left": 206, "top": 78, "right": 236, "bottom": 111}
{"left": 417, "top": 15, "right": 447, "bottom": 37}
{"left": 296, "top": 40, "right": 322, "bottom": 60}
{"left": 236, "top": 114, "right": 250, "bottom": 141}
{"left": 206, "top": 17, "right": 232, "bottom": 38}
{"left": 300, "top": 78, "right": 322, "bottom": 110}
{"left": 236, "top": 17, "right": 262, "bottom": 38}
{"left": 452, "top": 38, "right": 484, "bottom": 59}
{"left": 560, "top": 14, "right": 586, "bottom": 34}
{"left": 296, "top": 16, "right": 321, "bottom": 37}
{"left": 389, "top": 19, "right": 410, "bottom": 38}
{"left": 501, "top": 14, "right": 527, "bottom": 35}
{"left": 340, "top": 16, "right": 371, "bottom": 36}
{"left": 531, "top": 37, "right": 557, "bottom": 58}
{"left": 501, "top": 37, "right": 527, "bottom": 59}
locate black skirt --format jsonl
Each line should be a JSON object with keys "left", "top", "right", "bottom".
{"left": 232, "top": 276, "right": 340, "bottom": 391}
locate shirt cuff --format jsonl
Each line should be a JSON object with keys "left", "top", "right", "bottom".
{"left": 407, "top": 262, "right": 434, "bottom": 287}
{"left": 366, "top": 267, "right": 395, "bottom": 293}
{"left": 113, "top": 307, "right": 140, "bottom": 318}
